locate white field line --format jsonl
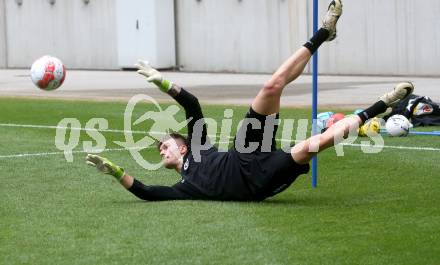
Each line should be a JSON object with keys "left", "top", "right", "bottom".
{"left": 0, "top": 146, "right": 146, "bottom": 159}
{"left": 1, "top": 123, "right": 439, "bottom": 160}
{"left": 341, "top": 143, "right": 440, "bottom": 151}
{"left": 0, "top": 123, "right": 148, "bottom": 134}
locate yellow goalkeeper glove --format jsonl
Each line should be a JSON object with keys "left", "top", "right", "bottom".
{"left": 86, "top": 154, "right": 125, "bottom": 181}
{"left": 134, "top": 60, "right": 173, "bottom": 93}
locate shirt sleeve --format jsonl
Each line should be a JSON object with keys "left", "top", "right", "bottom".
{"left": 127, "top": 179, "right": 192, "bottom": 201}
{"left": 173, "top": 88, "right": 208, "bottom": 146}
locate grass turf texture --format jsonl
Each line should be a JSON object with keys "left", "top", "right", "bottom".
{"left": 1, "top": 97, "right": 439, "bottom": 265}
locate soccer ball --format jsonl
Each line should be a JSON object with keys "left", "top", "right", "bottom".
{"left": 385, "top": 115, "right": 412, "bottom": 137}
{"left": 326, "top": 113, "right": 345, "bottom": 129}
{"left": 317, "top": 111, "right": 334, "bottom": 132}
{"left": 353, "top": 108, "right": 364, "bottom": 115}
{"left": 30, "top": 55, "right": 66, "bottom": 90}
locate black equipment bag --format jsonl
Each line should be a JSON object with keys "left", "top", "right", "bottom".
{"left": 384, "top": 94, "right": 440, "bottom": 127}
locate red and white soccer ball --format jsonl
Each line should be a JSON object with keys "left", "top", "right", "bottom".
{"left": 30, "top": 55, "right": 66, "bottom": 90}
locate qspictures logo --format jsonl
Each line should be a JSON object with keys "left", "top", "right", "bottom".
{"left": 54, "top": 94, "right": 385, "bottom": 170}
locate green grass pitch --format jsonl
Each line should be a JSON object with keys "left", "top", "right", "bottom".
{"left": 0, "top": 97, "right": 439, "bottom": 265}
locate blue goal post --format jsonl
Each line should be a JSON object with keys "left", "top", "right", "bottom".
{"left": 312, "top": 0, "right": 319, "bottom": 188}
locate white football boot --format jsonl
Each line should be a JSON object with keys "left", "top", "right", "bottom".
{"left": 379, "top": 82, "right": 415, "bottom": 107}
{"left": 322, "top": 0, "right": 343, "bottom": 41}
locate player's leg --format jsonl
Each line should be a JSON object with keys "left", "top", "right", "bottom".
{"left": 251, "top": 0, "right": 343, "bottom": 115}
{"left": 291, "top": 82, "right": 415, "bottom": 164}
{"left": 251, "top": 47, "right": 312, "bottom": 115}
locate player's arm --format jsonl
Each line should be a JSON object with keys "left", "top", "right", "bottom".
{"left": 135, "top": 60, "right": 208, "bottom": 144}
{"left": 85, "top": 154, "right": 190, "bottom": 201}
{"left": 134, "top": 60, "right": 182, "bottom": 97}
{"left": 128, "top": 179, "right": 191, "bottom": 201}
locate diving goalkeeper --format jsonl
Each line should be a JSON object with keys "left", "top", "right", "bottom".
{"left": 86, "top": 0, "right": 414, "bottom": 201}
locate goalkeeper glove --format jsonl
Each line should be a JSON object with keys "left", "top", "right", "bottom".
{"left": 358, "top": 117, "right": 381, "bottom": 137}
{"left": 86, "top": 154, "right": 125, "bottom": 181}
{"left": 135, "top": 60, "right": 173, "bottom": 93}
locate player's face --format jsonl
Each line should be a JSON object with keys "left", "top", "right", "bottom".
{"left": 159, "top": 138, "right": 185, "bottom": 169}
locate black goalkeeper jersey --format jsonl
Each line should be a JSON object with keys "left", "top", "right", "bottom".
{"left": 127, "top": 88, "right": 309, "bottom": 202}
{"left": 177, "top": 146, "right": 253, "bottom": 201}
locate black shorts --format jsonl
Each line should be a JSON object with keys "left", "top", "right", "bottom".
{"left": 233, "top": 107, "right": 279, "bottom": 152}
{"left": 232, "top": 108, "right": 310, "bottom": 200}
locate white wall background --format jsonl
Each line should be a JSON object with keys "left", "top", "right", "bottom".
{"left": 4, "top": 0, "right": 118, "bottom": 69}
{"left": 1, "top": 0, "right": 440, "bottom": 76}
{"left": 116, "top": 0, "right": 175, "bottom": 69}
{"left": 175, "top": 0, "right": 309, "bottom": 73}
{"left": 176, "top": 0, "right": 440, "bottom": 75}
{"left": 319, "top": 0, "right": 440, "bottom": 76}
{"left": 0, "top": 0, "right": 6, "bottom": 68}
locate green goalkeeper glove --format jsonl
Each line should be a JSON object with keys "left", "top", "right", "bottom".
{"left": 86, "top": 154, "right": 125, "bottom": 181}
{"left": 135, "top": 60, "right": 173, "bottom": 93}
